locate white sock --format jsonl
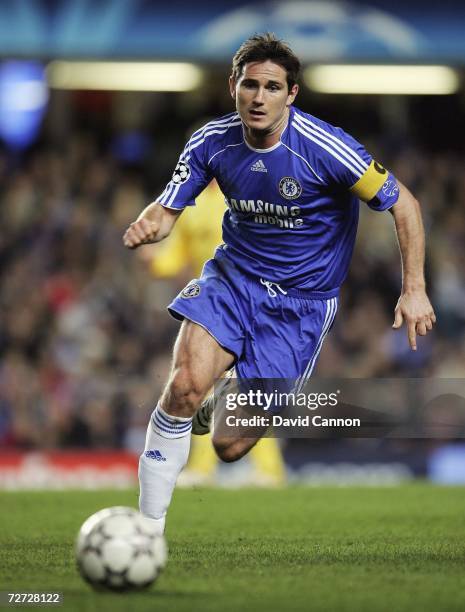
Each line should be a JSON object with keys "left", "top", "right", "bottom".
{"left": 139, "top": 404, "right": 192, "bottom": 532}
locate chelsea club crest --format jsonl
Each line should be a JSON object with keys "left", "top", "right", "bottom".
{"left": 279, "top": 177, "right": 302, "bottom": 200}
{"left": 181, "top": 283, "right": 201, "bottom": 298}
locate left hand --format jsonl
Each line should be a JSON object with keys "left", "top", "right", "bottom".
{"left": 392, "top": 290, "right": 436, "bottom": 351}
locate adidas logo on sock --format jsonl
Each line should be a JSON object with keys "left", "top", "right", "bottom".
{"left": 251, "top": 159, "right": 267, "bottom": 173}
{"left": 145, "top": 449, "right": 167, "bottom": 462}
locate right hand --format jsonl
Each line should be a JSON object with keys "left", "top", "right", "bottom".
{"left": 123, "top": 217, "right": 160, "bottom": 249}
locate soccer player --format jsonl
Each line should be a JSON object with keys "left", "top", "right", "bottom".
{"left": 123, "top": 33, "right": 435, "bottom": 533}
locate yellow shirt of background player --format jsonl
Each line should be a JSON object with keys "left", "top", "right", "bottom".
{"left": 149, "top": 180, "right": 224, "bottom": 278}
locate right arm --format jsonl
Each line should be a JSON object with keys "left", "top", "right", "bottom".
{"left": 124, "top": 118, "right": 217, "bottom": 249}
{"left": 123, "top": 202, "right": 181, "bottom": 249}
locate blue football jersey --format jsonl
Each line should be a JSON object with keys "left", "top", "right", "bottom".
{"left": 157, "top": 106, "right": 399, "bottom": 290}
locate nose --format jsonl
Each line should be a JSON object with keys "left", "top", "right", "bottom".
{"left": 252, "top": 86, "right": 265, "bottom": 105}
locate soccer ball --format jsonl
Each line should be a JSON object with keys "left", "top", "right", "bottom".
{"left": 76, "top": 507, "right": 167, "bottom": 591}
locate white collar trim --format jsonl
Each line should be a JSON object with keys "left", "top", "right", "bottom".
{"left": 243, "top": 138, "right": 282, "bottom": 153}
{"left": 242, "top": 115, "right": 289, "bottom": 153}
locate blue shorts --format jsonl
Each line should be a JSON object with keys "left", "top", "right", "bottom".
{"left": 168, "top": 246, "right": 338, "bottom": 382}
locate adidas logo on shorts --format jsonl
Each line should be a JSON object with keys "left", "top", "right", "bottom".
{"left": 251, "top": 159, "right": 267, "bottom": 173}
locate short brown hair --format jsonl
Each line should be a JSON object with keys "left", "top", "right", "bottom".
{"left": 231, "top": 33, "right": 301, "bottom": 89}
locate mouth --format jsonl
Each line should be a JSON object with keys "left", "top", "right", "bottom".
{"left": 249, "top": 109, "right": 266, "bottom": 118}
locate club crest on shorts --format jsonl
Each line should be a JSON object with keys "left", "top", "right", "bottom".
{"left": 172, "top": 160, "right": 191, "bottom": 184}
{"left": 279, "top": 177, "right": 302, "bottom": 200}
{"left": 181, "top": 283, "right": 200, "bottom": 298}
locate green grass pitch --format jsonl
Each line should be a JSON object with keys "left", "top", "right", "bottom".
{"left": 1, "top": 485, "right": 465, "bottom": 612}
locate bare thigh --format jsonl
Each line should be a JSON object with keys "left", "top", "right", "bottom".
{"left": 160, "top": 319, "right": 235, "bottom": 417}
{"left": 161, "top": 320, "right": 266, "bottom": 462}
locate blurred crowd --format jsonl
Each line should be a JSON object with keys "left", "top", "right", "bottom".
{"left": 1, "top": 95, "right": 464, "bottom": 452}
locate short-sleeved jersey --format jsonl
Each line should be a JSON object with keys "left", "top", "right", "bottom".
{"left": 157, "top": 106, "right": 399, "bottom": 290}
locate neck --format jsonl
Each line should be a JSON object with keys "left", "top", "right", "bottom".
{"left": 243, "top": 107, "right": 289, "bottom": 150}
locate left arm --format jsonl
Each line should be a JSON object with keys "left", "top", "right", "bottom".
{"left": 389, "top": 181, "right": 436, "bottom": 350}
{"left": 314, "top": 123, "right": 436, "bottom": 350}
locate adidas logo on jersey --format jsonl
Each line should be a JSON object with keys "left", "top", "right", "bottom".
{"left": 251, "top": 159, "right": 267, "bottom": 173}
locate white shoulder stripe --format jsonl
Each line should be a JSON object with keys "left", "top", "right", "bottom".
{"left": 194, "top": 112, "right": 239, "bottom": 133}
{"left": 280, "top": 141, "right": 324, "bottom": 183}
{"left": 294, "top": 114, "right": 366, "bottom": 174}
{"left": 179, "top": 116, "right": 239, "bottom": 160}
{"left": 158, "top": 114, "right": 241, "bottom": 207}
{"left": 182, "top": 121, "right": 242, "bottom": 161}
{"left": 189, "top": 113, "right": 240, "bottom": 147}
{"left": 294, "top": 112, "right": 368, "bottom": 171}
{"left": 292, "top": 121, "right": 363, "bottom": 179}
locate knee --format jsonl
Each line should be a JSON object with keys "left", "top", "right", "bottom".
{"left": 162, "top": 367, "right": 206, "bottom": 417}
{"left": 212, "top": 437, "right": 247, "bottom": 463}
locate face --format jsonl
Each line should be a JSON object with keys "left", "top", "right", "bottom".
{"left": 230, "top": 60, "right": 299, "bottom": 137}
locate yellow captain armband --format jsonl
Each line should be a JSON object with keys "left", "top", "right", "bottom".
{"left": 349, "top": 159, "right": 388, "bottom": 202}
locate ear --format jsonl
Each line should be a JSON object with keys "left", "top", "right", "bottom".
{"left": 229, "top": 75, "right": 236, "bottom": 100}
{"left": 286, "top": 83, "right": 299, "bottom": 106}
